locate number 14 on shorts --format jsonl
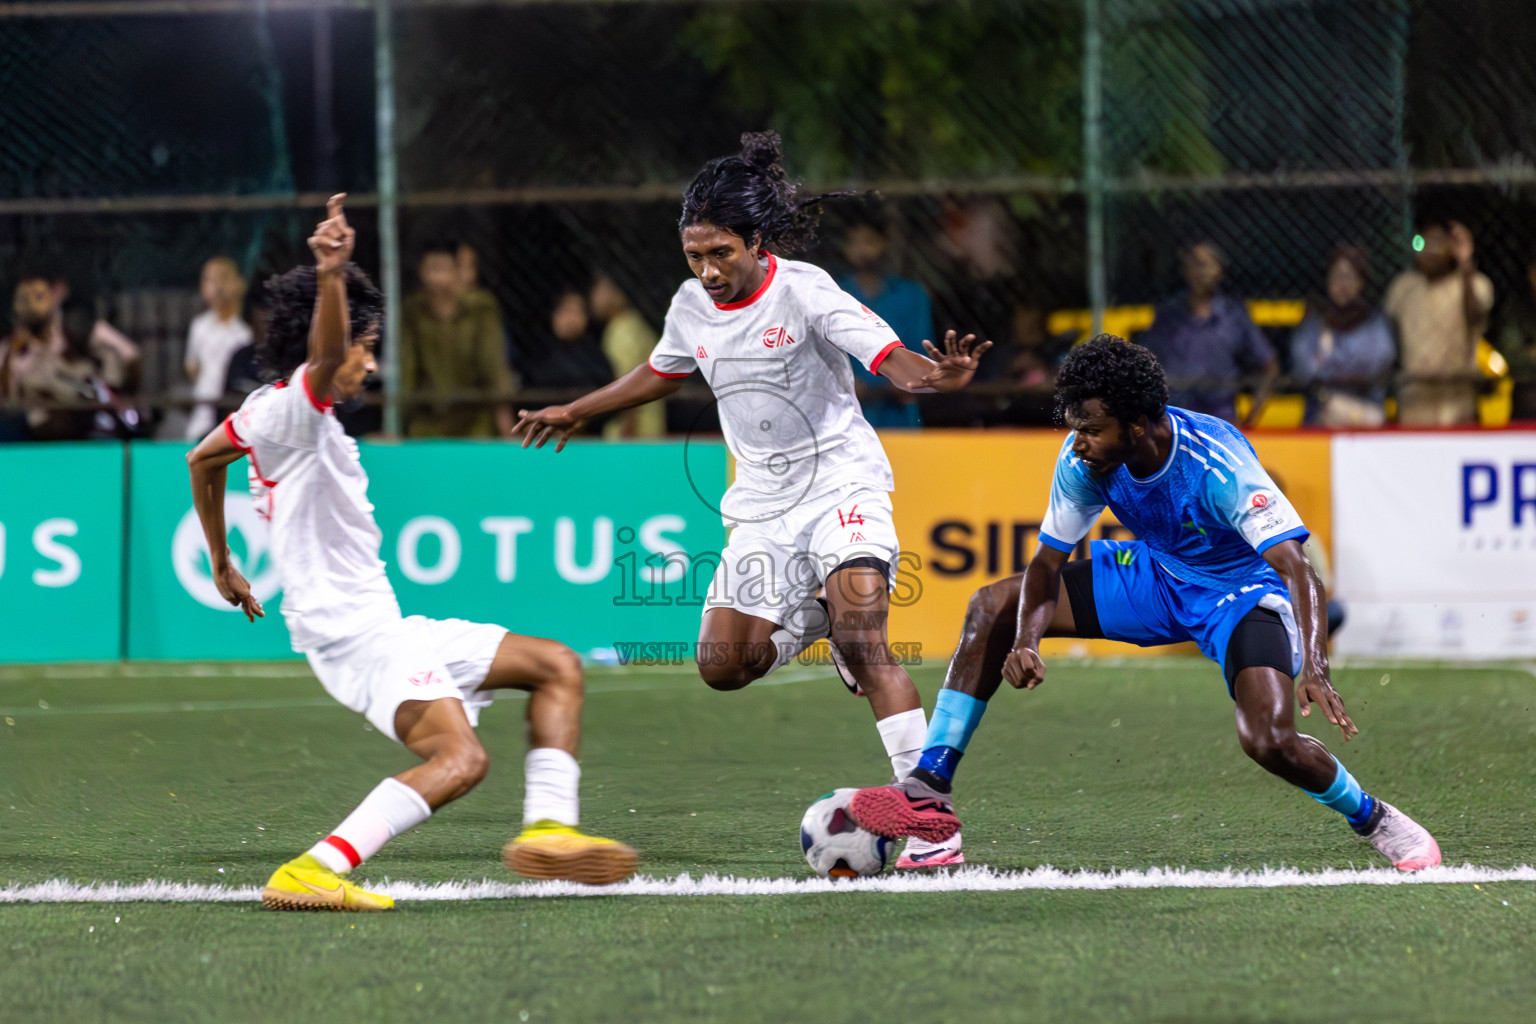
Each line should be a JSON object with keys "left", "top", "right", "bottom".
{"left": 836, "top": 505, "right": 866, "bottom": 528}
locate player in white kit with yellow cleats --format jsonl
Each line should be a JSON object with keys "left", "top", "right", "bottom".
{"left": 186, "top": 197, "right": 636, "bottom": 910}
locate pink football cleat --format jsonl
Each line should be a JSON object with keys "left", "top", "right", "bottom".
{"left": 849, "top": 776, "right": 961, "bottom": 843}
{"left": 897, "top": 832, "right": 965, "bottom": 869}
{"left": 1355, "top": 800, "right": 1442, "bottom": 871}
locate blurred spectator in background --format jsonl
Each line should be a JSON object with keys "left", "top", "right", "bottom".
{"left": 1141, "top": 241, "right": 1277, "bottom": 425}
{"left": 837, "top": 215, "right": 934, "bottom": 428}
{"left": 183, "top": 256, "right": 252, "bottom": 439}
{"left": 932, "top": 197, "right": 1016, "bottom": 363}
{"left": 517, "top": 290, "right": 614, "bottom": 394}
{"left": 455, "top": 241, "right": 485, "bottom": 298}
{"left": 1495, "top": 251, "right": 1536, "bottom": 420}
{"left": 38, "top": 275, "right": 141, "bottom": 396}
{"left": 1289, "top": 246, "right": 1396, "bottom": 427}
{"left": 975, "top": 298, "right": 1072, "bottom": 426}
{"left": 590, "top": 273, "right": 663, "bottom": 439}
{"left": 223, "top": 339, "right": 262, "bottom": 402}
{"left": 400, "top": 239, "right": 517, "bottom": 439}
{"left": 993, "top": 299, "right": 1073, "bottom": 385}
{"left": 1, "top": 275, "right": 110, "bottom": 440}
{"left": 457, "top": 239, "right": 524, "bottom": 381}
{"left": 1385, "top": 219, "right": 1492, "bottom": 427}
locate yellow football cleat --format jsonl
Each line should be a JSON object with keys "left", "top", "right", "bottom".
{"left": 260, "top": 853, "right": 395, "bottom": 912}
{"left": 503, "top": 820, "right": 638, "bottom": 885}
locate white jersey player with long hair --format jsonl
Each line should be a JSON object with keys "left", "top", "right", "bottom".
{"left": 187, "top": 196, "right": 636, "bottom": 911}
{"left": 514, "top": 133, "right": 991, "bottom": 869}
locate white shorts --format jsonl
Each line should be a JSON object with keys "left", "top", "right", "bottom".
{"left": 708, "top": 488, "right": 900, "bottom": 629}
{"left": 305, "top": 615, "right": 508, "bottom": 743}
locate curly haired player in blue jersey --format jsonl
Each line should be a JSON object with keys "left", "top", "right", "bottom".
{"left": 849, "top": 335, "right": 1442, "bottom": 871}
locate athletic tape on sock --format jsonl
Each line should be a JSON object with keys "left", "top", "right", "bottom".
{"left": 876, "top": 708, "right": 927, "bottom": 779}
{"left": 926, "top": 689, "right": 987, "bottom": 752}
{"left": 1304, "top": 757, "right": 1369, "bottom": 821}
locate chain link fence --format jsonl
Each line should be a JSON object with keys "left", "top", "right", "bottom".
{"left": 2, "top": 0, "right": 1535, "bottom": 438}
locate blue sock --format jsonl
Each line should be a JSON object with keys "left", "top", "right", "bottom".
{"left": 1304, "top": 757, "right": 1376, "bottom": 827}
{"left": 914, "top": 690, "right": 988, "bottom": 782}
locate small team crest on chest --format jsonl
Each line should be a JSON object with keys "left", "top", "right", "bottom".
{"left": 761, "top": 326, "right": 797, "bottom": 348}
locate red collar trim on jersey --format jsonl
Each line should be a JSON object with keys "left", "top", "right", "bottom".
{"left": 293, "top": 364, "right": 335, "bottom": 412}
{"left": 714, "top": 252, "right": 777, "bottom": 311}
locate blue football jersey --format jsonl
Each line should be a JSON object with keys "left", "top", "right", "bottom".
{"left": 1038, "top": 407, "right": 1308, "bottom": 590}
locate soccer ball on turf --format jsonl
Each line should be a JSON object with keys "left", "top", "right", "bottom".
{"left": 800, "top": 788, "right": 891, "bottom": 878}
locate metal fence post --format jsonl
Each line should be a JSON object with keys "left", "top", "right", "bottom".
{"left": 376, "top": 0, "right": 403, "bottom": 438}
{"left": 1083, "top": 0, "right": 1106, "bottom": 338}
{"left": 1389, "top": 0, "right": 1414, "bottom": 247}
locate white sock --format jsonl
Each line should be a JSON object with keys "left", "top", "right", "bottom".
{"left": 523, "top": 747, "right": 581, "bottom": 826}
{"left": 307, "top": 777, "right": 432, "bottom": 874}
{"left": 877, "top": 707, "right": 927, "bottom": 779}
{"left": 767, "top": 598, "right": 832, "bottom": 675}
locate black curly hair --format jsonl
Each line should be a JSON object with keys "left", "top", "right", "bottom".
{"left": 256, "top": 264, "right": 383, "bottom": 383}
{"left": 1055, "top": 334, "right": 1169, "bottom": 427}
{"left": 678, "top": 131, "right": 852, "bottom": 256}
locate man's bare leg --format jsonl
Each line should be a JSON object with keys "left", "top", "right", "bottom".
{"left": 468, "top": 632, "right": 636, "bottom": 883}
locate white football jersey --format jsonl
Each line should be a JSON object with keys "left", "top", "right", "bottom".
{"left": 648, "top": 254, "right": 902, "bottom": 523}
{"left": 224, "top": 365, "right": 401, "bottom": 652}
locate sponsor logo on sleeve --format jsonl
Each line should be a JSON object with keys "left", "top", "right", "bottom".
{"left": 857, "top": 304, "right": 888, "bottom": 326}
{"left": 1247, "top": 492, "right": 1284, "bottom": 532}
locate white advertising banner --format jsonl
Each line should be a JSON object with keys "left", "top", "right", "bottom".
{"left": 1332, "top": 432, "right": 1536, "bottom": 658}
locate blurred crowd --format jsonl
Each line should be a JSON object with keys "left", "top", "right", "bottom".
{"left": 3, "top": 209, "right": 1533, "bottom": 443}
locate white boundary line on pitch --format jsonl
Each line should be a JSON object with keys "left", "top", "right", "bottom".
{"left": 4, "top": 864, "right": 1535, "bottom": 904}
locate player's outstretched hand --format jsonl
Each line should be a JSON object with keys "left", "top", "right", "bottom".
{"left": 511, "top": 405, "right": 582, "bottom": 452}
{"left": 1296, "top": 672, "right": 1358, "bottom": 741}
{"left": 918, "top": 331, "right": 992, "bottom": 392}
{"left": 1002, "top": 645, "right": 1046, "bottom": 690}
{"left": 215, "top": 564, "right": 264, "bottom": 623}
{"left": 308, "top": 194, "right": 355, "bottom": 274}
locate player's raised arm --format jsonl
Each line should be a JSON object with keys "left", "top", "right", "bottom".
{"left": 1263, "top": 538, "right": 1356, "bottom": 741}
{"left": 876, "top": 330, "right": 992, "bottom": 393}
{"left": 303, "top": 193, "right": 356, "bottom": 402}
{"left": 512, "top": 364, "right": 684, "bottom": 452}
{"left": 186, "top": 425, "right": 264, "bottom": 622}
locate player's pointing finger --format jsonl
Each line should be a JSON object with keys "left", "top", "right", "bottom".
{"left": 326, "top": 193, "right": 347, "bottom": 222}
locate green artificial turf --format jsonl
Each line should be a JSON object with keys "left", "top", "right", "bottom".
{"left": 1, "top": 658, "right": 1534, "bottom": 1022}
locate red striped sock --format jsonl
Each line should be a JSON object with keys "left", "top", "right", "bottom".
{"left": 306, "top": 778, "right": 432, "bottom": 874}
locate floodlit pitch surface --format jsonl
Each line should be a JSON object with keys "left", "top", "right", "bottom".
{"left": 2, "top": 658, "right": 1533, "bottom": 1022}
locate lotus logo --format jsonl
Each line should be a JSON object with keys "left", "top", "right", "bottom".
{"left": 171, "top": 495, "right": 282, "bottom": 611}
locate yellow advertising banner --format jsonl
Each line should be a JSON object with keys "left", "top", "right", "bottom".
{"left": 880, "top": 430, "right": 1332, "bottom": 662}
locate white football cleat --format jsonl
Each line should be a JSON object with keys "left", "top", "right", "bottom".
{"left": 1355, "top": 800, "right": 1441, "bottom": 872}
{"left": 896, "top": 831, "right": 965, "bottom": 869}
